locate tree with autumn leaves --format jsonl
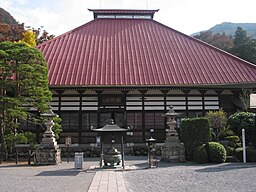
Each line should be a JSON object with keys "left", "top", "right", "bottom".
{"left": 194, "top": 27, "right": 256, "bottom": 64}
{"left": 18, "top": 30, "right": 36, "bottom": 47}
{"left": 194, "top": 31, "right": 234, "bottom": 51}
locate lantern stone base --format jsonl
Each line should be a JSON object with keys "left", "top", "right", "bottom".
{"left": 161, "top": 136, "right": 186, "bottom": 162}
{"left": 34, "top": 132, "right": 62, "bottom": 165}
{"left": 35, "top": 148, "right": 61, "bottom": 165}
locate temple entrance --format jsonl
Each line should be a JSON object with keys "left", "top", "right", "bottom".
{"left": 98, "top": 94, "right": 126, "bottom": 127}
{"left": 99, "top": 111, "right": 125, "bottom": 127}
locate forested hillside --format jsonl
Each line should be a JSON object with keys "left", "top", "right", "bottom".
{"left": 0, "top": 7, "right": 24, "bottom": 42}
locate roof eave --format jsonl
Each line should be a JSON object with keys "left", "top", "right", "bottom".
{"left": 49, "top": 82, "right": 256, "bottom": 91}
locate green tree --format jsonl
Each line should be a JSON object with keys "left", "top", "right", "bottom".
{"left": 230, "top": 27, "right": 256, "bottom": 64}
{"left": 206, "top": 109, "right": 227, "bottom": 141}
{"left": 52, "top": 116, "right": 62, "bottom": 140}
{"left": 228, "top": 112, "right": 255, "bottom": 146}
{"left": 0, "top": 41, "right": 52, "bottom": 163}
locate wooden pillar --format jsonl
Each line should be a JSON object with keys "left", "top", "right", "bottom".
{"left": 77, "top": 90, "right": 85, "bottom": 144}
{"left": 96, "top": 90, "right": 103, "bottom": 128}
{"left": 161, "top": 90, "right": 169, "bottom": 134}
{"left": 100, "top": 133, "right": 103, "bottom": 167}
{"left": 139, "top": 90, "right": 147, "bottom": 140}
{"left": 199, "top": 90, "right": 207, "bottom": 116}
{"left": 182, "top": 90, "right": 190, "bottom": 117}
{"left": 232, "top": 90, "right": 242, "bottom": 113}
{"left": 56, "top": 90, "right": 64, "bottom": 117}
{"left": 122, "top": 90, "right": 129, "bottom": 128}
{"left": 216, "top": 89, "right": 223, "bottom": 109}
{"left": 121, "top": 134, "right": 125, "bottom": 169}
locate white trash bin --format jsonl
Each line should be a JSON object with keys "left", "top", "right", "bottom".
{"left": 74, "top": 152, "right": 83, "bottom": 169}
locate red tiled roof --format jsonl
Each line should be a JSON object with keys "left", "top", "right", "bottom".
{"left": 37, "top": 12, "right": 256, "bottom": 87}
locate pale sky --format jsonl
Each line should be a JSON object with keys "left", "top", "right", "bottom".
{"left": 1, "top": 0, "right": 256, "bottom": 36}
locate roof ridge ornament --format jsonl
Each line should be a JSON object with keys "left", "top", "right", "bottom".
{"left": 88, "top": 9, "right": 159, "bottom": 19}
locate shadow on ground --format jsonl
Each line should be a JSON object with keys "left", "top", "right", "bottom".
{"left": 195, "top": 163, "right": 256, "bottom": 173}
{"left": 36, "top": 168, "right": 86, "bottom": 176}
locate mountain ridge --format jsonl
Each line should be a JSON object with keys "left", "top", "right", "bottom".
{"left": 193, "top": 22, "right": 256, "bottom": 38}
{"left": 0, "top": 7, "right": 19, "bottom": 25}
{"left": 0, "top": 7, "right": 24, "bottom": 42}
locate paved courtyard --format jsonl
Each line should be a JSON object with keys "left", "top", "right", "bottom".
{"left": 0, "top": 156, "right": 256, "bottom": 192}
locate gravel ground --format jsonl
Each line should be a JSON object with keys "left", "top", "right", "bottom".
{"left": 0, "top": 158, "right": 99, "bottom": 192}
{"left": 1, "top": 156, "right": 256, "bottom": 192}
{"left": 123, "top": 160, "right": 256, "bottom": 192}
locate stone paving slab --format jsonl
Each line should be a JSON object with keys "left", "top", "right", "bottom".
{"left": 88, "top": 171, "right": 127, "bottom": 192}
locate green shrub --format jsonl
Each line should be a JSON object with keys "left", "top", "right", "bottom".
{"left": 4, "top": 133, "right": 28, "bottom": 148}
{"left": 228, "top": 112, "right": 255, "bottom": 146}
{"left": 23, "top": 132, "right": 36, "bottom": 144}
{"left": 225, "top": 135, "right": 240, "bottom": 144}
{"left": 247, "top": 147, "right": 256, "bottom": 162}
{"left": 235, "top": 147, "right": 256, "bottom": 162}
{"left": 16, "top": 133, "right": 28, "bottom": 144}
{"left": 181, "top": 117, "right": 212, "bottom": 160}
{"left": 225, "top": 135, "right": 240, "bottom": 148}
{"left": 219, "top": 127, "right": 234, "bottom": 140}
{"left": 226, "top": 146, "right": 235, "bottom": 156}
{"left": 235, "top": 147, "right": 243, "bottom": 161}
{"left": 193, "top": 144, "right": 208, "bottom": 164}
{"left": 4, "top": 133, "right": 29, "bottom": 153}
{"left": 133, "top": 147, "right": 147, "bottom": 156}
{"left": 206, "top": 142, "right": 226, "bottom": 163}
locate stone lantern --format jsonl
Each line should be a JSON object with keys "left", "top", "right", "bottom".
{"left": 146, "top": 137, "right": 157, "bottom": 168}
{"left": 35, "top": 106, "right": 61, "bottom": 165}
{"left": 164, "top": 105, "right": 179, "bottom": 138}
{"left": 161, "top": 105, "right": 185, "bottom": 162}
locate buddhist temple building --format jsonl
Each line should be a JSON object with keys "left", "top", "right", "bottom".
{"left": 36, "top": 9, "right": 256, "bottom": 146}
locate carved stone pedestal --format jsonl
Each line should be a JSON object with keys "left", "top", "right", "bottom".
{"left": 35, "top": 148, "right": 61, "bottom": 165}
{"left": 161, "top": 135, "right": 185, "bottom": 162}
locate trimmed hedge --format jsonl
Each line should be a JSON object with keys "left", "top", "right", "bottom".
{"left": 235, "top": 147, "right": 256, "bottom": 162}
{"left": 193, "top": 144, "right": 208, "bottom": 164}
{"left": 206, "top": 142, "right": 226, "bottom": 163}
{"left": 181, "top": 117, "right": 212, "bottom": 160}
